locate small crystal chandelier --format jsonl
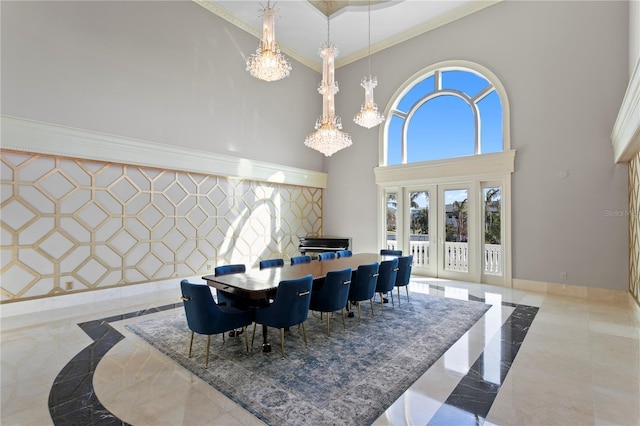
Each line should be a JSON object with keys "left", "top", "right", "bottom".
{"left": 305, "top": 15, "right": 352, "bottom": 156}
{"left": 354, "top": 1, "right": 385, "bottom": 129}
{"left": 246, "top": 1, "right": 292, "bottom": 82}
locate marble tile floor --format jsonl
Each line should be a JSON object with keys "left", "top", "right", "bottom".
{"left": 1, "top": 278, "right": 639, "bottom": 426}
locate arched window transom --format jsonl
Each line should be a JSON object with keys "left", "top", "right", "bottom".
{"left": 385, "top": 67, "right": 504, "bottom": 166}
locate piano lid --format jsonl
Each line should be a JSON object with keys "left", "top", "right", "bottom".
{"left": 299, "top": 235, "right": 351, "bottom": 240}
{"left": 298, "top": 235, "right": 351, "bottom": 253}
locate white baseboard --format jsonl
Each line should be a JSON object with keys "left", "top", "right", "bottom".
{"left": 0, "top": 276, "right": 204, "bottom": 319}
{"left": 512, "top": 278, "right": 631, "bottom": 303}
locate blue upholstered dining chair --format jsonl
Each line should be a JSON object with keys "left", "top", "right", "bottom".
{"left": 251, "top": 274, "right": 313, "bottom": 358}
{"left": 395, "top": 255, "right": 413, "bottom": 304}
{"left": 375, "top": 257, "right": 399, "bottom": 314}
{"left": 215, "top": 264, "right": 246, "bottom": 275}
{"left": 291, "top": 255, "right": 312, "bottom": 265}
{"left": 336, "top": 250, "right": 352, "bottom": 258}
{"left": 259, "top": 258, "right": 284, "bottom": 269}
{"left": 309, "top": 268, "right": 352, "bottom": 336}
{"left": 380, "top": 249, "right": 403, "bottom": 256}
{"left": 213, "top": 264, "right": 246, "bottom": 308}
{"left": 347, "top": 263, "right": 379, "bottom": 323}
{"left": 179, "top": 280, "right": 254, "bottom": 368}
{"left": 318, "top": 252, "right": 336, "bottom": 261}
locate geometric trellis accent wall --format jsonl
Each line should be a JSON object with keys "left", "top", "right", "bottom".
{"left": 629, "top": 151, "right": 640, "bottom": 305}
{"left": 0, "top": 150, "right": 322, "bottom": 303}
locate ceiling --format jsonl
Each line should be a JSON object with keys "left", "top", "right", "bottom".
{"left": 194, "top": 0, "right": 501, "bottom": 72}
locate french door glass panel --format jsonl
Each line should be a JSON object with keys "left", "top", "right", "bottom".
{"left": 385, "top": 192, "right": 399, "bottom": 251}
{"left": 442, "top": 188, "right": 469, "bottom": 273}
{"left": 408, "top": 190, "right": 430, "bottom": 269}
{"left": 397, "top": 182, "right": 506, "bottom": 283}
{"left": 483, "top": 185, "right": 503, "bottom": 277}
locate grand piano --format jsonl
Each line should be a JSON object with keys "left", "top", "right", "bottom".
{"left": 297, "top": 235, "right": 352, "bottom": 257}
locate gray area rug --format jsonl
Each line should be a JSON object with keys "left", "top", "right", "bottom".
{"left": 126, "top": 292, "right": 490, "bottom": 426}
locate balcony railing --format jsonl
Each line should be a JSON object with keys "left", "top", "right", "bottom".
{"left": 385, "top": 240, "right": 502, "bottom": 275}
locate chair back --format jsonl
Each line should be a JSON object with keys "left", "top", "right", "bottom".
{"left": 310, "top": 268, "right": 352, "bottom": 312}
{"left": 180, "top": 280, "right": 222, "bottom": 335}
{"left": 291, "top": 255, "right": 312, "bottom": 265}
{"left": 258, "top": 275, "right": 313, "bottom": 328}
{"left": 380, "top": 249, "right": 403, "bottom": 256}
{"left": 395, "top": 255, "right": 413, "bottom": 287}
{"left": 259, "top": 258, "right": 284, "bottom": 269}
{"left": 336, "top": 250, "right": 352, "bottom": 258}
{"left": 348, "top": 263, "right": 379, "bottom": 302}
{"left": 376, "top": 257, "right": 399, "bottom": 293}
{"left": 214, "top": 264, "right": 246, "bottom": 276}
{"left": 318, "top": 252, "right": 336, "bottom": 261}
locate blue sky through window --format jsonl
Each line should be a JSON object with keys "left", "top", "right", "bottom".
{"left": 387, "top": 68, "right": 503, "bottom": 165}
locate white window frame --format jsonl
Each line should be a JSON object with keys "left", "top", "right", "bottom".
{"left": 375, "top": 60, "right": 515, "bottom": 287}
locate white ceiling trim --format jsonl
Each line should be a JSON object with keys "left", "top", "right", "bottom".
{"left": 194, "top": 0, "right": 322, "bottom": 72}
{"left": 337, "top": 0, "right": 501, "bottom": 69}
{"left": 194, "top": 0, "right": 502, "bottom": 73}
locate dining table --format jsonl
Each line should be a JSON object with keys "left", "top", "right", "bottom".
{"left": 202, "top": 253, "right": 395, "bottom": 352}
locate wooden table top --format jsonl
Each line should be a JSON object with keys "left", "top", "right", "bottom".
{"left": 202, "top": 253, "right": 395, "bottom": 300}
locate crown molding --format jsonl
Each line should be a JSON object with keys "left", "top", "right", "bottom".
{"left": 193, "top": 0, "right": 322, "bottom": 73}
{"left": 194, "top": 0, "right": 501, "bottom": 72}
{"left": 337, "top": 0, "right": 502, "bottom": 68}
{"left": 0, "top": 115, "right": 327, "bottom": 189}
{"left": 612, "top": 58, "right": 640, "bottom": 163}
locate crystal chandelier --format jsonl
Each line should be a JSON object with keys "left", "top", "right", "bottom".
{"left": 354, "top": 1, "right": 385, "bottom": 129}
{"left": 305, "top": 16, "right": 352, "bottom": 156}
{"left": 246, "top": 1, "right": 292, "bottom": 82}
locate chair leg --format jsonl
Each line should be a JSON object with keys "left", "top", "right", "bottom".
{"left": 379, "top": 292, "right": 384, "bottom": 314}
{"left": 205, "top": 335, "right": 211, "bottom": 368}
{"left": 397, "top": 287, "right": 401, "bottom": 305}
{"left": 390, "top": 291, "right": 395, "bottom": 308}
{"left": 326, "top": 313, "right": 331, "bottom": 337}
{"left": 280, "top": 328, "right": 285, "bottom": 359}
{"left": 188, "top": 331, "right": 194, "bottom": 357}
{"left": 243, "top": 326, "right": 249, "bottom": 353}
{"left": 369, "top": 298, "right": 375, "bottom": 317}
{"left": 357, "top": 301, "right": 361, "bottom": 324}
{"left": 301, "top": 321, "right": 308, "bottom": 348}
{"left": 405, "top": 285, "right": 410, "bottom": 301}
{"left": 251, "top": 323, "right": 257, "bottom": 351}
{"left": 341, "top": 308, "right": 346, "bottom": 330}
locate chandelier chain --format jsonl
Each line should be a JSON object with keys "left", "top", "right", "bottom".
{"left": 367, "top": 1, "right": 372, "bottom": 76}
{"left": 353, "top": 0, "right": 385, "bottom": 129}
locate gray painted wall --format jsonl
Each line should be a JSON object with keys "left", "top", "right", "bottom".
{"left": 1, "top": 1, "right": 631, "bottom": 291}
{"left": 1, "top": 0, "right": 324, "bottom": 172}
{"left": 326, "top": 0, "right": 630, "bottom": 290}
{"left": 631, "top": 0, "right": 639, "bottom": 76}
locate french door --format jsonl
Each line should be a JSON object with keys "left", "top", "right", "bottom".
{"left": 383, "top": 181, "right": 506, "bottom": 284}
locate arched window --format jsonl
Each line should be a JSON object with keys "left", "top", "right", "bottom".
{"left": 375, "top": 60, "right": 514, "bottom": 287}
{"left": 384, "top": 64, "right": 506, "bottom": 166}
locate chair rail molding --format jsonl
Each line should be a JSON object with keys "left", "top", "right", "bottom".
{"left": 612, "top": 58, "right": 640, "bottom": 163}
{"left": 0, "top": 115, "right": 327, "bottom": 189}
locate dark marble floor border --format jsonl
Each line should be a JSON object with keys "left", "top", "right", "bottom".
{"left": 427, "top": 285, "right": 539, "bottom": 425}
{"left": 48, "top": 303, "right": 182, "bottom": 425}
{"left": 47, "top": 288, "right": 536, "bottom": 426}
